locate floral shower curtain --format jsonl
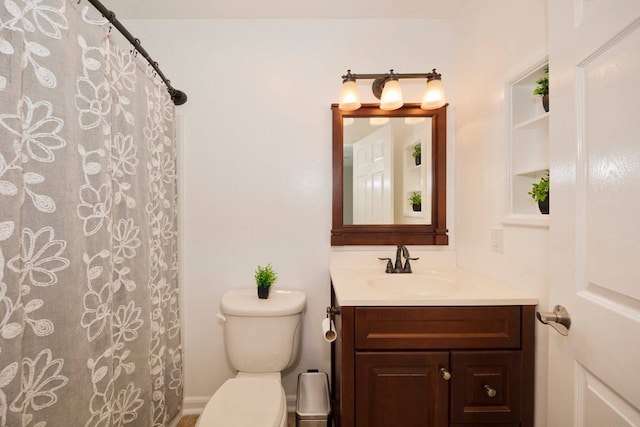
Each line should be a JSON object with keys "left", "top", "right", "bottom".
{"left": 0, "top": 1, "right": 182, "bottom": 426}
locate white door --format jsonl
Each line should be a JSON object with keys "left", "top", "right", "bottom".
{"left": 352, "top": 125, "right": 393, "bottom": 224}
{"left": 547, "top": 1, "right": 640, "bottom": 425}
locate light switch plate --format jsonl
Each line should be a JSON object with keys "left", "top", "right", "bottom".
{"left": 491, "top": 228, "right": 504, "bottom": 253}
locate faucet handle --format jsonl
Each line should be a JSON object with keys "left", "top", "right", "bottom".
{"left": 403, "top": 257, "right": 420, "bottom": 273}
{"left": 378, "top": 257, "right": 394, "bottom": 273}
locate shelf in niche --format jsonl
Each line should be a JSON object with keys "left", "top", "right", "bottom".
{"left": 514, "top": 112, "right": 549, "bottom": 130}
{"left": 514, "top": 166, "right": 549, "bottom": 177}
{"left": 501, "top": 214, "right": 549, "bottom": 229}
{"left": 514, "top": 69, "right": 546, "bottom": 86}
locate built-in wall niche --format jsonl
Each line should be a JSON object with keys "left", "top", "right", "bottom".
{"left": 504, "top": 60, "right": 550, "bottom": 228}
{"left": 402, "top": 135, "right": 432, "bottom": 224}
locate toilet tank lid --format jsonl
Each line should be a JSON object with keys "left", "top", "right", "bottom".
{"left": 221, "top": 289, "right": 306, "bottom": 316}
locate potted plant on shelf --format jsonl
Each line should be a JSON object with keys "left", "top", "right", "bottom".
{"left": 255, "top": 263, "right": 277, "bottom": 299}
{"left": 412, "top": 144, "right": 421, "bottom": 166}
{"left": 528, "top": 171, "right": 549, "bottom": 214}
{"left": 409, "top": 192, "right": 422, "bottom": 212}
{"left": 534, "top": 66, "right": 549, "bottom": 112}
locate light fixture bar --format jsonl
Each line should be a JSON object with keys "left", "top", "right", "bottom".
{"left": 340, "top": 71, "right": 441, "bottom": 80}
{"left": 338, "top": 68, "right": 445, "bottom": 111}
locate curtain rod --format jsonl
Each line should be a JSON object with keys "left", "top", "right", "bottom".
{"left": 86, "top": 0, "right": 188, "bottom": 105}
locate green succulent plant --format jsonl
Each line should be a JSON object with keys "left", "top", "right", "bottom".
{"left": 533, "top": 66, "right": 549, "bottom": 96}
{"left": 255, "top": 263, "right": 278, "bottom": 288}
{"left": 528, "top": 171, "right": 549, "bottom": 202}
{"left": 408, "top": 192, "right": 422, "bottom": 205}
{"left": 412, "top": 144, "right": 421, "bottom": 159}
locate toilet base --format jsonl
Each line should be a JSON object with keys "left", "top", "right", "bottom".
{"left": 196, "top": 373, "right": 286, "bottom": 427}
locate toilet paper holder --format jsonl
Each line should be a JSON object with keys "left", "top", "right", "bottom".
{"left": 326, "top": 306, "right": 341, "bottom": 323}
{"left": 323, "top": 307, "right": 340, "bottom": 342}
{"left": 326, "top": 307, "right": 341, "bottom": 317}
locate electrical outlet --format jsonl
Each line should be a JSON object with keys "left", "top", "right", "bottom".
{"left": 491, "top": 228, "right": 504, "bottom": 253}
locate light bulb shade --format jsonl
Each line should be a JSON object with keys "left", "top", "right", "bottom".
{"left": 338, "top": 80, "right": 361, "bottom": 111}
{"left": 421, "top": 78, "right": 446, "bottom": 110}
{"left": 380, "top": 79, "right": 403, "bottom": 110}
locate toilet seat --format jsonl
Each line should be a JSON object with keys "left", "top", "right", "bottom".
{"left": 196, "top": 377, "right": 286, "bottom": 427}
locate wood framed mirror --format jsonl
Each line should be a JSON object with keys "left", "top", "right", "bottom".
{"left": 331, "top": 103, "right": 448, "bottom": 245}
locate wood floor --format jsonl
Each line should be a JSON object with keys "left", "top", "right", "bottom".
{"left": 176, "top": 415, "right": 199, "bottom": 427}
{"left": 177, "top": 413, "right": 297, "bottom": 427}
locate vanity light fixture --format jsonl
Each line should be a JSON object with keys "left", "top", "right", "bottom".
{"left": 338, "top": 68, "right": 446, "bottom": 111}
{"left": 338, "top": 70, "right": 361, "bottom": 111}
{"left": 379, "top": 71, "right": 403, "bottom": 111}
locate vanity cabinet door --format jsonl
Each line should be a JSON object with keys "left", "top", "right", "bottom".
{"left": 450, "top": 351, "right": 523, "bottom": 424}
{"left": 355, "top": 351, "right": 449, "bottom": 427}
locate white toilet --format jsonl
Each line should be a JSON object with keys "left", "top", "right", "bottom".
{"left": 196, "top": 288, "right": 306, "bottom": 427}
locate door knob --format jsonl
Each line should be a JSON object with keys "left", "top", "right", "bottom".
{"left": 536, "top": 305, "right": 571, "bottom": 336}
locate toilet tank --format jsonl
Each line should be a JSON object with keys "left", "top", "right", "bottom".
{"left": 220, "top": 289, "right": 306, "bottom": 373}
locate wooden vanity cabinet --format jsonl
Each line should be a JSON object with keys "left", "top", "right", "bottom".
{"left": 330, "top": 289, "right": 535, "bottom": 427}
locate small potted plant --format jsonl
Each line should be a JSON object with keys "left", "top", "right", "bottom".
{"left": 408, "top": 192, "right": 421, "bottom": 212}
{"left": 255, "top": 263, "right": 277, "bottom": 299}
{"left": 534, "top": 66, "right": 549, "bottom": 112}
{"left": 528, "top": 171, "right": 549, "bottom": 214}
{"left": 412, "top": 144, "right": 421, "bottom": 166}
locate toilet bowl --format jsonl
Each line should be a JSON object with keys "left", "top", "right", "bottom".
{"left": 196, "top": 374, "right": 287, "bottom": 427}
{"left": 196, "top": 289, "right": 306, "bottom": 427}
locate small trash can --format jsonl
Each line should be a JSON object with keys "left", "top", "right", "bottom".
{"left": 296, "top": 371, "right": 332, "bottom": 427}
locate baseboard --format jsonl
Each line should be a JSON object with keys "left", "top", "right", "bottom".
{"left": 181, "top": 394, "right": 297, "bottom": 415}
{"left": 182, "top": 396, "right": 210, "bottom": 415}
{"left": 286, "top": 394, "right": 297, "bottom": 413}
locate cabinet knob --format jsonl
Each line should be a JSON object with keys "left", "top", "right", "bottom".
{"left": 483, "top": 384, "right": 497, "bottom": 398}
{"left": 439, "top": 368, "right": 451, "bottom": 381}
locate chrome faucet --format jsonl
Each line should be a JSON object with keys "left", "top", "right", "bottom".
{"left": 378, "top": 245, "right": 419, "bottom": 273}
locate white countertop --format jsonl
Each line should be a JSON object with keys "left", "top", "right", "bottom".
{"left": 330, "top": 265, "right": 538, "bottom": 306}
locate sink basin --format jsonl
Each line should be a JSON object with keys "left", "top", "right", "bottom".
{"left": 367, "top": 274, "right": 461, "bottom": 297}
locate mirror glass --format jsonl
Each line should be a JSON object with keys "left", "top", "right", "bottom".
{"left": 331, "top": 104, "right": 448, "bottom": 246}
{"left": 343, "top": 116, "right": 432, "bottom": 225}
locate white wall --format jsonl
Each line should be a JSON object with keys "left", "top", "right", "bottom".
{"left": 123, "top": 18, "right": 455, "bottom": 411}
{"left": 453, "top": 1, "right": 549, "bottom": 425}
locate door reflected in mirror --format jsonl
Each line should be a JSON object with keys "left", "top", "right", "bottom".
{"left": 343, "top": 116, "right": 432, "bottom": 225}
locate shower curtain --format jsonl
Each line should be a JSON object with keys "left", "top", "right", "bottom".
{"left": 0, "top": 1, "right": 182, "bottom": 426}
